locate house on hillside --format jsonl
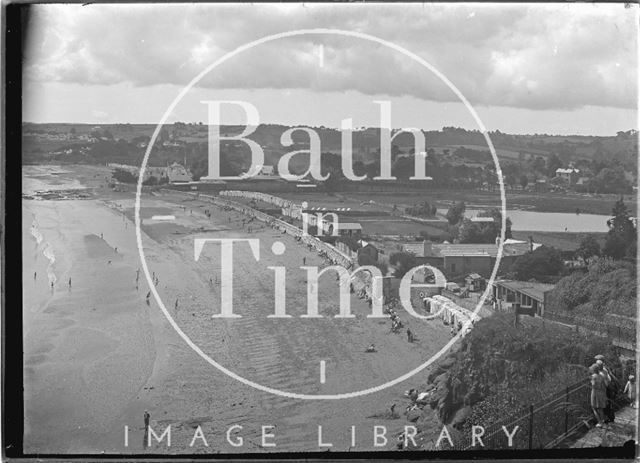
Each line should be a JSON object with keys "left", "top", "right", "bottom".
{"left": 555, "top": 167, "right": 580, "bottom": 184}
{"left": 259, "top": 165, "right": 275, "bottom": 176}
{"left": 166, "top": 162, "right": 192, "bottom": 183}
{"left": 327, "top": 222, "right": 362, "bottom": 238}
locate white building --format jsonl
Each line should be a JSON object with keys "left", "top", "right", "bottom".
{"left": 259, "top": 165, "right": 275, "bottom": 176}
{"left": 166, "top": 162, "right": 192, "bottom": 183}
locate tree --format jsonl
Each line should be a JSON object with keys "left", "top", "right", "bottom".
{"left": 389, "top": 252, "right": 417, "bottom": 279}
{"left": 391, "top": 156, "right": 415, "bottom": 180}
{"left": 111, "top": 168, "right": 138, "bottom": 184}
{"left": 353, "top": 161, "right": 366, "bottom": 178}
{"left": 446, "top": 201, "right": 466, "bottom": 225}
{"left": 531, "top": 156, "right": 546, "bottom": 173}
{"left": 364, "top": 160, "right": 380, "bottom": 179}
{"left": 588, "top": 167, "right": 630, "bottom": 194}
{"left": 603, "top": 198, "right": 637, "bottom": 259}
{"left": 505, "top": 174, "right": 517, "bottom": 190}
{"left": 510, "top": 246, "right": 564, "bottom": 282}
{"left": 546, "top": 154, "right": 562, "bottom": 177}
{"left": 458, "top": 218, "right": 484, "bottom": 243}
{"left": 576, "top": 235, "right": 600, "bottom": 261}
{"left": 457, "top": 209, "right": 512, "bottom": 244}
{"left": 519, "top": 175, "right": 528, "bottom": 190}
{"left": 405, "top": 201, "right": 437, "bottom": 218}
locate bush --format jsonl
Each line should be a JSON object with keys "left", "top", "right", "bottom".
{"left": 510, "top": 246, "right": 564, "bottom": 281}
{"left": 111, "top": 168, "right": 138, "bottom": 184}
{"left": 389, "top": 252, "right": 417, "bottom": 278}
{"left": 405, "top": 201, "right": 437, "bottom": 218}
{"left": 548, "top": 256, "right": 636, "bottom": 317}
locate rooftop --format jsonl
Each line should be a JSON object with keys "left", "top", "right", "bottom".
{"left": 333, "top": 222, "right": 363, "bottom": 230}
{"left": 493, "top": 279, "right": 555, "bottom": 301}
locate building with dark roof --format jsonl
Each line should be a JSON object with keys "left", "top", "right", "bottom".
{"left": 400, "top": 240, "right": 538, "bottom": 278}
{"left": 491, "top": 279, "right": 555, "bottom": 316}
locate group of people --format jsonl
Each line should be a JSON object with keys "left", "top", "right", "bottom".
{"left": 589, "top": 354, "right": 636, "bottom": 428}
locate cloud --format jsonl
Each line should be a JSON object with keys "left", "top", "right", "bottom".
{"left": 23, "top": 3, "right": 637, "bottom": 110}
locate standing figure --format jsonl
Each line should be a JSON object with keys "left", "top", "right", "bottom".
{"left": 623, "top": 375, "right": 636, "bottom": 408}
{"left": 596, "top": 354, "right": 618, "bottom": 423}
{"left": 590, "top": 363, "right": 607, "bottom": 428}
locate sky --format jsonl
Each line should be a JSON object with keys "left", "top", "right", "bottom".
{"left": 22, "top": 3, "right": 638, "bottom": 135}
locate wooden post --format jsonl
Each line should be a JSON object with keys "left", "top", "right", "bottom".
{"left": 564, "top": 386, "right": 569, "bottom": 434}
{"left": 529, "top": 404, "right": 534, "bottom": 450}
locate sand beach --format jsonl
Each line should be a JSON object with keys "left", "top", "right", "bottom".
{"left": 22, "top": 165, "right": 454, "bottom": 453}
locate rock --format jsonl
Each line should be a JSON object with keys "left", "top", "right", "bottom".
{"left": 449, "top": 405, "right": 471, "bottom": 430}
{"left": 406, "top": 409, "right": 422, "bottom": 422}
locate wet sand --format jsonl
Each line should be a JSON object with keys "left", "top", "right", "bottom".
{"left": 23, "top": 165, "right": 453, "bottom": 453}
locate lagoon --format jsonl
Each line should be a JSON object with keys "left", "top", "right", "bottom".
{"left": 438, "top": 208, "right": 610, "bottom": 233}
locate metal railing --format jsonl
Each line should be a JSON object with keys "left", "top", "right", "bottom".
{"left": 543, "top": 312, "right": 636, "bottom": 347}
{"left": 441, "top": 375, "right": 627, "bottom": 451}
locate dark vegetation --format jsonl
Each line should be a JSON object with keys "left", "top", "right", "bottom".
{"left": 422, "top": 313, "right": 623, "bottom": 432}
{"left": 23, "top": 124, "right": 636, "bottom": 194}
{"left": 548, "top": 257, "right": 636, "bottom": 318}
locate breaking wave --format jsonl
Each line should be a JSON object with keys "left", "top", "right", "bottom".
{"left": 30, "top": 220, "right": 57, "bottom": 284}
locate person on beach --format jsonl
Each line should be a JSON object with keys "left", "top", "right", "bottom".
{"left": 623, "top": 375, "right": 636, "bottom": 408}
{"left": 100, "top": 233, "right": 103, "bottom": 239}
{"left": 51, "top": 281, "right": 54, "bottom": 290}
{"left": 34, "top": 272, "right": 37, "bottom": 280}
{"left": 146, "top": 291, "right": 151, "bottom": 305}
{"left": 175, "top": 298, "right": 179, "bottom": 311}
{"left": 68, "top": 278, "right": 72, "bottom": 288}
{"left": 114, "top": 247, "right": 118, "bottom": 253}
{"left": 144, "top": 410, "right": 150, "bottom": 429}
{"left": 406, "top": 328, "right": 414, "bottom": 343}
{"left": 302, "top": 257, "right": 306, "bottom": 266}
{"left": 590, "top": 363, "right": 607, "bottom": 427}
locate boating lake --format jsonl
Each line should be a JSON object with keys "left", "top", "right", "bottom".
{"left": 437, "top": 209, "right": 610, "bottom": 233}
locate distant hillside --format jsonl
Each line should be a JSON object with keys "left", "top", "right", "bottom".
{"left": 21, "top": 123, "right": 637, "bottom": 189}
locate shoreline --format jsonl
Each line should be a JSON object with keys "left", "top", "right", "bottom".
{"left": 22, "top": 165, "right": 453, "bottom": 453}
